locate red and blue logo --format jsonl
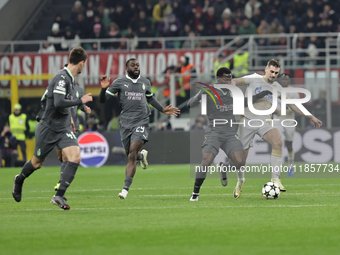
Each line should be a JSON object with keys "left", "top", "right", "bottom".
{"left": 78, "top": 132, "right": 109, "bottom": 167}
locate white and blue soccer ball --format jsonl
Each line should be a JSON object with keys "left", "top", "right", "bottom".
{"left": 262, "top": 182, "right": 280, "bottom": 199}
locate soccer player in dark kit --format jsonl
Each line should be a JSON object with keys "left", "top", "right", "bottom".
{"left": 99, "top": 58, "right": 180, "bottom": 199}
{"left": 12, "top": 46, "right": 93, "bottom": 210}
{"left": 188, "top": 67, "right": 271, "bottom": 201}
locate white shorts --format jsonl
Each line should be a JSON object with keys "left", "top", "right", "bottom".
{"left": 274, "top": 120, "right": 296, "bottom": 142}
{"left": 237, "top": 117, "right": 276, "bottom": 150}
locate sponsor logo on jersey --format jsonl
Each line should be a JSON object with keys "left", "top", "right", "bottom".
{"left": 78, "top": 132, "right": 109, "bottom": 167}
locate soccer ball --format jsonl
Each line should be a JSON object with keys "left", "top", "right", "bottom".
{"left": 262, "top": 182, "right": 280, "bottom": 199}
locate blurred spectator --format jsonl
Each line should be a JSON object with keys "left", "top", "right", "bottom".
{"left": 110, "top": 4, "right": 129, "bottom": 30}
{"left": 210, "top": 21, "right": 226, "bottom": 36}
{"left": 229, "top": 0, "right": 246, "bottom": 13}
{"left": 61, "top": 26, "right": 80, "bottom": 51}
{"left": 7, "top": 104, "right": 29, "bottom": 162}
{"left": 257, "top": 19, "right": 269, "bottom": 34}
{"left": 182, "top": 31, "right": 199, "bottom": 48}
{"left": 267, "top": 20, "right": 284, "bottom": 45}
{"left": 317, "top": 18, "right": 333, "bottom": 33}
{"left": 302, "top": 8, "right": 319, "bottom": 27}
{"left": 27, "top": 111, "right": 38, "bottom": 139}
{"left": 153, "top": 0, "right": 172, "bottom": 26}
{"left": 38, "top": 42, "right": 56, "bottom": 53}
{"left": 47, "top": 23, "right": 62, "bottom": 51}
{"left": 221, "top": 8, "right": 233, "bottom": 31}
{"left": 202, "top": 0, "right": 212, "bottom": 15}
{"left": 244, "top": 0, "right": 261, "bottom": 19}
{"left": 296, "top": 35, "right": 308, "bottom": 65}
{"left": 158, "top": 119, "right": 172, "bottom": 131}
{"left": 260, "top": 0, "right": 271, "bottom": 17}
{"left": 234, "top": 8, "right": 246, "bottom": 27}
{"left": 84, "top": 0, "right": 97, "bottom": 24}
{"left": 196, "top": 23, "right": 212, "bottom": 48}
{"left": 180, "top": 23, "right": 192, "bottom": 37}
{"left": 283, "top": 9, "right": 298, "bottom": 29}
{"left": 213, "top": 52, "right": 230, "bottom": 75}
{"left": 184, "top": 0, "right": 201, "bottom": 25}
{"left": 132, "top": 10, "right": 152, "bottom": 31}
{"left": 304, "top": 21, "right": 317, "bottom": 33}
{"left": 107, "top": 22, "right": 121, "bottom": 49}
{"left": 319, "top": 4, "right": 336, "bottom": 24}
{"left": 307, "top": 36, "right": 323, "bottom": 65}
{"left": 291, "top": 0, "right": 304, "bottom": 17}
{"left": 172, "top": 1, "right": 184, "bottom": 23}
{"left": 72, "top": 12, "right": 90, "bottom": 39}
{"left": 265, "top": 7, "right": 285, "bottom": 26}
{"left": 303, "top": 0, "right": 316, "bottom": 13}
{"left": 128, "top": 1, "right": 140, "bottom": 23}
{"left": 251, "top": 8, "right": 262, "bottom": 27}
{"left": 191, "top": 7, "right": 203, "bottom": 31}
{"left": 116, "top": 37, "right": 128, "bottom": 50}
{"left": 313, "top": 90, "right": 327, "bottom": 126}
{"left": 89, "top": 23, "right": 108, "bottom": 50}
{"left": 203, "top": 7, "right": 216, "bottom": 31}
{"left": 136, "top": 24, "right": 154, "bottom": 49}
{"left": 227, "top": 24, "right": 239, "bottom": 36}
{"left": 157, "top": 9, "right": 182, "bottom": 38}
{"left": 232, "top": 40, "right": 249, "bottom": 77}
{"left": 70, "top": 0, "right": 85, "bottom": 23}
{"left": 177, "top": 55, "right": 196, "bottom": 105}
{"left": 54, "top": 13, "right": 68, "bottom": 33}
{"left": 0, "top": 126, "right": 18, "bottom": 167}
{"left": 238, "top": 18, "right": 257, "bottom": 35}
{"left": 191, "top": 115, "right": 207, "bottom": 130}
{"left": 86, "top": 116, "right": 102, "bottom": 132}
{"left": 213, "top": 0, "right": 228, "bottom": 21}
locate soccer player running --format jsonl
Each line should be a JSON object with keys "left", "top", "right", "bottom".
{"left": 54, "top": 83, "right": 91, "bottom": 191}
{"left": 273, "top": 73, "right": 299, "bottom": 177}
{"left": 12, "top": 46, "right": 93, "bottom": 210}
{"left": 188, "top": 67, "right": 271, "bottom": 201}
{"left": 99, "top": 58, "right": 180, "bottom": 199}
{"left": 230, "top": 59, "right": 322, "bottom": 196}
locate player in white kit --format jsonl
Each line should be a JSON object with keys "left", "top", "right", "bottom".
{"left": 273, "top": 73, "right": 299, "bottom": 177}
{"left": 231, "top": 59, "right": 322, "bottom": 198}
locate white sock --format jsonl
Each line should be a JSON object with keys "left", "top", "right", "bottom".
{"left": 288, "top": 150, "right": 295, "bottom": 167}
{"left": 237, "top": 163, "right": 245, "bottom": 181}
{"left": 271, "top": 149, "right": 282, "bottom": 179}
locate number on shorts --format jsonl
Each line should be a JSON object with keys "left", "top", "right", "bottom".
{"left": 136, "top": 126, "right": 145, "bottom": 133}
{"left": 66, "top": 132, "right": 77, "bottom": 139}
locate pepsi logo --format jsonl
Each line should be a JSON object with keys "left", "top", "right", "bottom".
{"left": 78, "top": 132, "right": 109, "bottom": 167}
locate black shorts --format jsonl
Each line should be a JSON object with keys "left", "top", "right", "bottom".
{"left": 202, "top": 133, "right": 244, "bottom": 158}
{"left": 34, "top": 124, "right": 79, "bottom": 159}
{"left": 120, "top": 125, "right": 149, "bottom": 154}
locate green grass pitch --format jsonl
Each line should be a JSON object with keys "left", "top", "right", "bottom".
{"left": 0, "top": 164, "right": 339, "bottom": 255}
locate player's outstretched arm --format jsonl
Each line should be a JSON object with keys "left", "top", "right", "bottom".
{"left": 244, "top": 90, "right": 272, "bottom": 107}
{"left": 287, "top": 104, "right": 322, "bottom": 128}
{"left": 187, "top": 90, "right": 203, "bottom": 108}
{"left": 232, "top": 78, "right": 246, "bottom": 86}
{"left": 162, "top": 104, "right": 180, "bottom": 116}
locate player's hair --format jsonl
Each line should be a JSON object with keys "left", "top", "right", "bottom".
{"left": 280, "top": 73, "right": 290, "bottom": 78}
{"left": 267, "top": 59, "right": 280, "bottom": 68}
{"left": 69, "top": 46, "right": 87, "bottom": 65}
{"left": 126, "top": 58, "right": 137, "bottom": 67}
{"left": 216, "top": 67, "right": 231, "bottom": 77}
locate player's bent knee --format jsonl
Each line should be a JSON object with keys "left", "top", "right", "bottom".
{"left": 128, "top": 151, "right": 138, "bottom": 162}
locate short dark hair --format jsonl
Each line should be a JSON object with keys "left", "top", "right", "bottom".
{"left": 126, "top": 58, "right": 137, "bottom": 67}
{"left": 216, "top": 67, "right": 231, "bottom": 77}
{"left": 69, "top": 46, "right": 87, "bottom": 65}
{"left": 280, "top": 73, "right": 290, "bottom": 78}
{"left": 267, "top": 59, "right": 280, "bottom": 68}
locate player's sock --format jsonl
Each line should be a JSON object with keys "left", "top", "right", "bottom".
{"left": 56, "top": 161, "right": 79, "bottom": 197}
{"left": 271, "top": 149, "right": 283, "bottom": 179}
{"left": 137, "top": 153, "right": 144, "bottom": 161}
{"left": 288, "top": 150, "right": 295, "bottom": 167}
{"left": 59, "top": 161, "right": 67, "bottom": 182}
{"left": 193, "top": 178, "right": 205, "bottom": 193}
{"left": 16, "top": 160, "right": 36, "bottom": 184}
{"left": 222, "top": 160, "right": 245, "bottom": 181}
{"left": 123, "top": 176, "right": 133, "bottom": 191}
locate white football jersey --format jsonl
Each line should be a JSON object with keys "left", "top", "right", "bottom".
{"left": 274, "top": 85, "right": 300, "bottom": 120}
{"left": 242, "top": 73, "right": 282, "bottom": 121}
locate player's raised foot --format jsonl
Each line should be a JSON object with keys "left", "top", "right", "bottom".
{"left": 118, "top": 189, "right": 128, "bottom": 199}
{"left": 287, "top": 167, "right": 294, "bottom": 177}
{"left": 54, "top": 182, "right": 60, "bottom": 191}
{"left": 233, "top": 178, "right": 245, "bottom": 198}
{"left": 218, "top": 162, "right": 228, "bottom": 186}
{"left": 50, "top": 195, "right": 70, "bottom": 210}
{"left": 271, "top": 178, "right": 286, "bottom": 192}
{"left": 12, "top": 175, "right": 23, "bottom": 202}
{"left": 190, "top": 193, "right": 199, "bottom": 201}
{"left": 140, "top": 149, "right": 148, "bottom": 169}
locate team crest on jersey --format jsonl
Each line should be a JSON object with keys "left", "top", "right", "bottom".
{"left": 142, "top": 83, "right": 145, "bottom": 90}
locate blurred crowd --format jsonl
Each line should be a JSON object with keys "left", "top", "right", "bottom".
{"left": 40, "top": 0, "right": 340, "bottom": 52}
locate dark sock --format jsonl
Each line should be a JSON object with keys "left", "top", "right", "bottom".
{"left": 59, "top": 161, "right": 68, "bottom": 183}
{"left": 16, "top": 160, "right": 36, "bottom": 184}
{"left": 193, "top": 178, "right": 205, "bottom": 194}
{"left": 57, "top": 161, "right": 79, "bottom": 196}
{"left": 123, "top": 176, "right": 133, "bottom": 191}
